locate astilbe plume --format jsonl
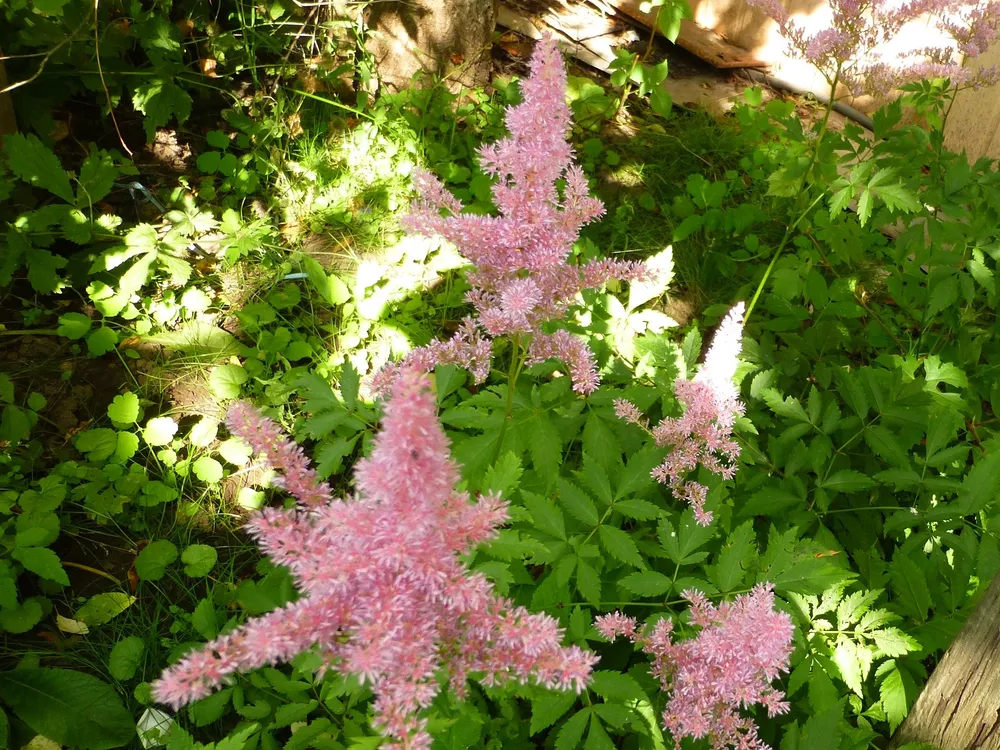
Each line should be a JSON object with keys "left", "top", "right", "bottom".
{"left": 615, "top": 302, "right": 746, "bottom": 525}
{"left": 152, "top": 368, "right": 596, "bottom": 749}
{"left": 596, "top": 584, "right": 794, "bottom": 750}
{"left": 748, "top": 0, "right": 1000, "bottom": 97}
{"left": 375, "top": 36, "right": 652, "bottom": 395}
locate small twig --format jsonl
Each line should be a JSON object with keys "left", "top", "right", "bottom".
{"left": 0, "top": 18, "right": 89, "bottom": 95}
{"left": 62, "top": 561, "right": 123, "bottom": 586}
{"left": 271, "top": 4, "right": 321, "bottom": 96}
{"left": 94, "top": 0, "right": 133, "bottom": 157}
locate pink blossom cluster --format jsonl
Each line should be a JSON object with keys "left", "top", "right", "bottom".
{"left": 596, "top": 584, "right": 794, "bottom": 750}
{"left": 378, "top": 36, "right": 652, "bottom": 395}
{"left": 748, "top": 0, "right": 1000, "bottom": 96}
{"left": 152, "top": 368, "right": 596, "bottom": 749}
{"left": 615, "top": 303, "right": 746, "bottom": 525}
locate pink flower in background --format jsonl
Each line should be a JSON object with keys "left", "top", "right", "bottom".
{"left": 153, "top": 368, "right": 596, "bottom": 749}
{"left": 747, "top": 0, "right": 1000, "bottom": 95}
{"left": 616, "top": 303, "right": 746, "bottom": 525}
{"left": 374, "top": 35, "right": 652, "bottom": 395}
{"left": 596, "top": 584, "right": 794, "bottom": 750}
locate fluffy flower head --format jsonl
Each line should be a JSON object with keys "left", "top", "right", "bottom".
{"left": 598, "top": 584, "right": 794, "bottom": 749}
{"left": 374, "top": 35, "right": 653, "bottom": 395}
{"left": 153, "top": 369, "right": 596, "bottom": 749}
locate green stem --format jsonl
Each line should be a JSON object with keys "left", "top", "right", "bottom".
{"left": 745, "top": 67, "right": 843, "bottom": 324}
{"left": 613, "top": 5, "right": 663, "bottom": 119}
{"left": 744, "top": 193, "right": 825, "bottom": 322}
{"left": 0, "top": 329, "right": 59, "bottom": 336}
{"left": 491, "top": 336, "right": 525, "bottom": 465}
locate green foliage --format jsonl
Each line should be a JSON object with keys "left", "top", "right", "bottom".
{"left": 0, "top": 668, "right": 135, "bottom": 749}
{"left": 1, "top": 5, "right": 998, "bottom": 748}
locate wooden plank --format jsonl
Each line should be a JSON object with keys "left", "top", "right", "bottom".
{"left": 888, "top": 573, "right": 1000, "bottom": 750}
{"left": 603, "top": 0, "right": 768, "bottom": 68}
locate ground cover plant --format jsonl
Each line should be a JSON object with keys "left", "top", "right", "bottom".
{"left": 1, "top": 1, "right": 1000, "bottom": 749}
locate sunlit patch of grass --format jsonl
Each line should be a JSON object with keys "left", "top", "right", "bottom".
{"left": 583, "top": 109, "right": 783, "bottom": 312}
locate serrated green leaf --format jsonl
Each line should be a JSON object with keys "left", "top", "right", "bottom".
{"left": 78, "top": 150, "right": 119, "bottom": 205}
{"left": 483, "top": 452, "right": 523, "bottom": 497}
{"left": 836, "top": 589, "right": 882, "bottom": 629}
{"left": 833, "top": 637, "right": 865, "bottom": 697}
{"left": 529, "top": 413, "right": 563, "bottom": 488}
{"left": 889, "top": 554, "right": 931, "bottom": 622}
{"left": 273, "top": 700, "right": 318, "bottom": 728}
{"left": 620, "top": 570, "right": 672, "bottom": 597}
{"left": 879, "top": 663, "right": 909, "bottom": 731}
{"left": 798, "top": 698, "right": 845, "bottom": 750}
{"left": 864, "top": 426, "right": 910, "bottom": 469}
{"left": 821, "top": 470, "right": 874, "bottom": 493}
{"left": 580, "top": 454, "right": 614, "bottom": 505}
{"left": 555, "top": 709, "right": 591, "bottom": 750}
{"left": 659, "top": 510, "right": 715, "bottom": 564}
{"left": 958, "top": 451, "right": 1000, "bottom": 514}
{"left": 590, "top": 671, "right": 646, "bottom": 702}
{"left": 530, "top": 691, "right": 578, "bottom": 735}
{"left": 870, "top": 628, "right": 919, "bottom": 657}
{"left": 523, "top": 491, "right": 566, "bottom": 540}
{"left": 12, "top": 547, "right": 69, "bottom": 585}
{"left": 557, "top": 479, "right": 599, "bottom": 526}
{"left": 585, "top": 716, "right": 615, "bottom": 750}
{"left": 598, "top": 525, "right": 644, "bottom": 568}
{"left": 614, "top": 497, "right": 661, "bottom": 520}
{"left": 3, "top": 134, "right": 75, "bottom": 202}
{"left": 339, "top": 362, "right": 359, "bottom": 410}
{"left": 710, "top": 520, "right": 755, "bottom": 592}
{"left": 576, "top": 558, "right": 601, "bottom": 606}
{"left": 615, "top": 446, "right": 662, "bottom": 500}
{"left": 132, "top": 79, "right": 193, "bottom": 141}
{"left": 762, "top": 388, "right": 811, "bottom": 422}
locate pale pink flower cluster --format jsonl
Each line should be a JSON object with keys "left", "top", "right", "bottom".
{"left": 749, "top": 0, "right": 1000, "bottom": 96}
{"left": 596, "top": 584, "right": 794, "bottom": 750}
{"left": 615, "top": 303, "right": 746, "bottom": 525}
{"left": 152, "top": 368, "right": 596, "bottom": 749}
{"left": 378, "top": 36, "right": 651, "bottom": 395}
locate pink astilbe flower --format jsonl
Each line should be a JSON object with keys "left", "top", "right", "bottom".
{"left": 373, "top": 36, "right": 653, "bottom": 395}
{"left": 748, "top": 0, "right": 1000, "bottom": 97}
{"left": 596, "top": 584, "right": 794, "bottom": 750}
{"left": 153, "top": 368, "right": 596, "bottom": 749}
{"left": 617, "top": 303, "right": 746, "bottom": 525}
{"left": 527, "top": 329, "right": 600, "bottom": 394}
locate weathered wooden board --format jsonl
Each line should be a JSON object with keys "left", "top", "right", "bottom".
{"left": 888, "top": 573, "right": 1000, "bottom": 750}
{"left": 602, "top": 0, "right": 768, "bottom": 68}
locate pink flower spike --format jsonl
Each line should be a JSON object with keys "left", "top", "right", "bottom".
{"left": 607, "top": 584, "right": 794, "bottom": 748}
{"left": 372, "top": 34, "right": 654, "bottom": 395}
{"left": 154, "top": 367, "right": 595, "bottom": 749}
